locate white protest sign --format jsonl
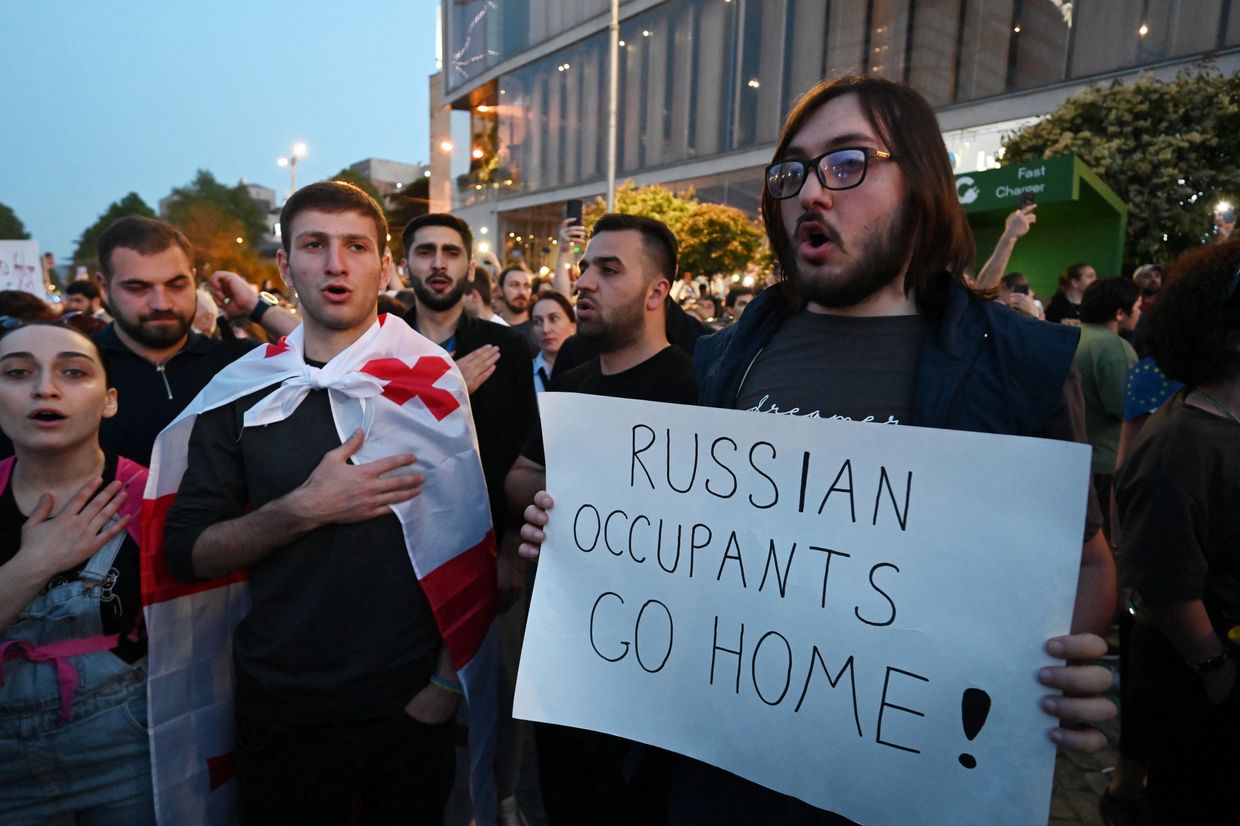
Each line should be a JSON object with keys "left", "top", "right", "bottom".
{"left": 515, "top": 393, "right": 1091, "bottom": 826}
{"left": 0, "top": 240, "right": 46, "bottom": 301}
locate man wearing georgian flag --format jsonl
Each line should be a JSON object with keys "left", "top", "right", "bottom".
{"left": 141, "top": 181, "right": 498, "bottom": 825}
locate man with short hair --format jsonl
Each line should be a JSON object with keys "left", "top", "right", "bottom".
{"left": 724, "top": 285, "right": 755, "bottom": 322}
{"left": 506, "top": 213, "right": 698, "bottom": 826}
{"left": 1075, "top": 276, "right": 1141, "bottom": 530}
{"left": 519, "top": 76, "right": 1116, "bottom": 824}
{"left": 497, "top": 265, "right": 533, "bottom": 325}
{"left": 161, "top": 182, "right": 494, "bottom": 824}
{"left": 464, "top": 263, "right": 509, "bottom": 325}
{"left": 63, "top": 280, "right": 106, "bottom": 317}
{"left": 400, "top": 213, "right": 536, "bottom": 541}
{"left": 400, "top": 212, "right": 536, "bottom": 823}
{"left": 92, "top": 216, "right": 297, "bottom": 465}
{"left": 498, "top": 265, "right": 538, "bottom": 354}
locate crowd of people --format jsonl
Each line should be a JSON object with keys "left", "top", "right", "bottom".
{"left": 0, "top": 73, "right": 1235, "bottom": 826}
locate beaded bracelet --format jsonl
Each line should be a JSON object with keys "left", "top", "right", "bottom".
{"left": 430, "top": 675, "right": 464, "bottom": 696}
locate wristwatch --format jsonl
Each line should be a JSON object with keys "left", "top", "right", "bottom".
{"left": 249, "top": 291, "right": 279, "bottom": 323}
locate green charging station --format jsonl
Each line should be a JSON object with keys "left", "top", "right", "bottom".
{"left": 956, "top": 155, "right": 1128, "bottom": 299}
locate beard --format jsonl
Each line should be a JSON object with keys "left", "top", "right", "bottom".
{"left": 789, "top": 201, "right": 914, "bottom": 309}
{"left": 412, "top": 278, "right": 467, "bottom": 312}
{"left": 112, "top": 307, "right": 193, "bottom": 349}
{"left": 503, "top": 294, "right": 529, "bottom": 315}
{"left": 577, "top": 292, "right": 644, "bottom": 354}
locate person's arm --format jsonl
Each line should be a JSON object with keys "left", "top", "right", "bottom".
{"left": 0, "top": 479, "right": 129, "bottom": 630}
{"left": 1143, "top": 596, "right": 1237, "bottom": 704}
{"left": 189, "top": 429, "right": 424, "bottom": 578}
{"left": 1072, "top": 529, "right": 1116, "bottom": 635}
{"left": 403, "top": 644, "right": 465, "bottom": 723}
{"left": 1100, "top": 344, "right": 1138, "bottom": 419}
{"left": 209, "top": 270, "right": 299, "bottom": 338}
{"left": 972, "top": 204, "right": 1037, "bottom": 291}
{"left": 551, "top": 218, "right": 586, "bottom": 295}
{"left": 505, "top": 455, "right": 546, "bottom": 531}
{"left": 1039, "top": 367, "right": 1116, "bottom": 635}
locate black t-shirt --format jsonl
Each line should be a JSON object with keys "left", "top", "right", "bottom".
{"left": 163, "top": 381, "right": 440, "bottom": 723}
{"left": 734, "top": 307, "right": 1102, "bottom": 540}
{"left": 1045, "top": 292, "right": 1081, "bottom": 325}
{"left": 0, "top": 453, "right": 145, "bottom": 663}
{"left": 736, "top": 310, "right": 929, "bottom": 425}
{"left": 1117, "top": 392, "right": 1240, "bottom": 627}
{"left": 523, "top": 346, "right": 699, "bottom": 466}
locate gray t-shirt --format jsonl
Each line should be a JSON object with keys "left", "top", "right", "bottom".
{"left": 735, "top": 309, "right": 929, "bottom": 423}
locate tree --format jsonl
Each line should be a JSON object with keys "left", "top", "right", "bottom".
{"left": 583, "top": 181, "right": 764, "bottom": 276}
{"left": 331, "top": 167, "right": 383, "bottom": 203}
{"left": 0, "top": 202, "right": 30, "bottom": 240}
{"left": 675, "top": 202, "right": 765, "bottom": 278}
{"left": 1001, "top": 66, "right": 1240, "bottom": 270}
{"left": 386, "top": 176, "right": 430, "bottom": 263}
{"left": 164, "top": 170, "right": 269, "bottom": 251}
{"left": 72, "top": 192, "right": 155, "bottom": 271}
{"left": 163, "top": 171, "right": 277, "bottom": 283}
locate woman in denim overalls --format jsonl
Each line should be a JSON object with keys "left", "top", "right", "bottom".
{"left": 0, "top": 322, "right": 154, "bottom": 824}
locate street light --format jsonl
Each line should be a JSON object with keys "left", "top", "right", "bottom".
{"left": 277, "top": 142, "right": 308, "bottom": 196}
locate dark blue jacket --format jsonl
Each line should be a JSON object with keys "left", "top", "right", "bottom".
{"left": 695, "top": 276, "right": 1080, "bottom": 436}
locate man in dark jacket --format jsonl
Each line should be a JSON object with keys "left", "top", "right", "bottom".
{"left": 92, "top": 216, "right": 299, "bottom": 465}
{"left": 399, "top": 213, "right": 538, "bottom": 544}
{"left": 522, "top": 75, "right": 1117, "bottom": 825}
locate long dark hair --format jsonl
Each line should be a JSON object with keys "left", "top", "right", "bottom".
{"left": 761, "top": 75, "right": 977, "bottom": 316}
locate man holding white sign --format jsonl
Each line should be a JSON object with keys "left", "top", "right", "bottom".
{"left": 507, "top": 213, "right": 698, "bottom": 824}
{"left": 517, "top": 75, "right": 1115, "bottom": 825}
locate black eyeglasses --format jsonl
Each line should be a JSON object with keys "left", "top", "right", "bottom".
{"left": 765, "top": 146, "right": 894, "bottom": 200}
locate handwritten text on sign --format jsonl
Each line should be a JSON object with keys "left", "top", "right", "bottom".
{"left": 0, "top": 240, "right": 46, "bottom": 300}
{"left": 514, "top": 394, "right": 1090, "bottom": 826}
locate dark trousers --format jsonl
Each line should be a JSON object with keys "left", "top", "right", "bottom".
{"left": 534, "top": 722, "right": 663, "bottom": 826}
{"left": 236, "top": 711, "right": 455, "bottom": 826}
{"left": 664, "top": 756, "right": 855, "bottom": 826}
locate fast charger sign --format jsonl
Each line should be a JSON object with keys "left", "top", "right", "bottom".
{"left": 515, "top": 394, "right": 1090, "bottom": 825}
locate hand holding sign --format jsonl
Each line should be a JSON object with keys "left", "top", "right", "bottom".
{"left": 515, "top": 394, "right": 1114, "bottom": 825}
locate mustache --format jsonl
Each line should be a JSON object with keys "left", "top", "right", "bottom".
{"left": 140, "top": 311, "right": 186, "bottom": 323}
{"left": 794, "top": 211, "right": 843, "bottom": 249}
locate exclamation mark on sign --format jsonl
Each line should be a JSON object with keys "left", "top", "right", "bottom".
{"left": 958, "top": 688, "right": 991, "bottom": 769}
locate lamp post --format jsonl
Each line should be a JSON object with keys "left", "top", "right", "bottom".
{"left": 277, "top": 142, "right": 308, "bottom": 199}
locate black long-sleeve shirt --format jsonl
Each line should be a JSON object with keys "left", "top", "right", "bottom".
{"left": 163, "top": 384, "right": 440, "bottom": 723}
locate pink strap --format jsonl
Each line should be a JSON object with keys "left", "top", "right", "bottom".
{"left": 0, "top": 634, "right": 120, "bottom": 721}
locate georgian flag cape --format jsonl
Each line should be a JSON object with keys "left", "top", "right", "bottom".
{"left": 140, "top": 314, "right": 499, "bottom": 825}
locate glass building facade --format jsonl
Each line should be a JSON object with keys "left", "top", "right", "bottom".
{"left": 441, "top": 0, "right": 1240, "bottom": 258}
